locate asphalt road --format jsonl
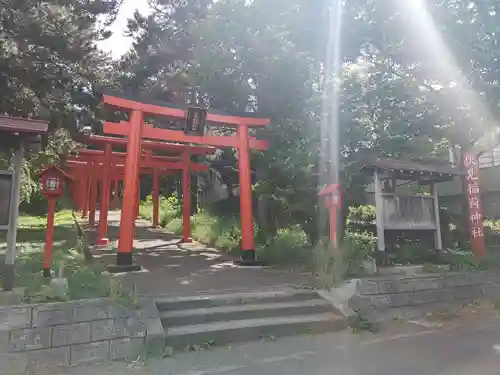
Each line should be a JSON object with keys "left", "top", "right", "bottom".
{"left": 151, "top": 320, "right": 500, "bottom": 375}
{"left": 62, "top": 317, "right": 500, "bottom": 375}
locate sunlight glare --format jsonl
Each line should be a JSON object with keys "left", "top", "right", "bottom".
{"left": 396, "top": 0, "right": 496, "bottom": 141}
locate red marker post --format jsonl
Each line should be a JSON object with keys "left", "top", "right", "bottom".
{"left": 463, "top": 152, "right": 486, "bottom": 258}
{"left": 40, "top": 166, "right": 72, "bottom": 277}
{"left": 318, "top": 184, "right": 342, "bottom": 247}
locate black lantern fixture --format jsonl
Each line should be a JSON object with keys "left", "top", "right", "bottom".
{"left": 184, "top": 106, "right": 208, "bottom": 136}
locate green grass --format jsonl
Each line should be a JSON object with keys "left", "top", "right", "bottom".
{"left": 191, "top": 211, "right": 242, "bottom": 255}
{"left": 0, "top": 210, "right": 135, "bottom": 305}
{"left": 139, "top": 196, "right": 313, "bottom": 266}
{"left": 165, "top": 217, "right": 183, "bottom": 235}
{"left": 0, "top": 210, "right": 77, "bottom": 254}
{"left": 17, "top": 209, "right": 74, "bottom": 228}
{"left": 139, "top": 195, "right": 181, "bottom": 227}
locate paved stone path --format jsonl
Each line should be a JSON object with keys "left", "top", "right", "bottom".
{"left": 86, "top": 211, "right": 312, "bottom": 296}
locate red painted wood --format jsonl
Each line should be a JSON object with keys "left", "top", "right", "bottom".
{"left": 67, "top": 157, "right": 208, "bottom": 172}
{"left": 75, "top": 148, "right": 180, "bottom": 162}
{"left": 98, "top": 95, "right": 271, "bottom": 259}
{"left": 237, "top": 124, "right": 254, "bottom": 251}
{"left": 153, "top": 168, "right": 159, "bottom": 228}
{"left": 103, "top": 122, "right": 269, "bottom": 150}
{"left": 84, "top": 134, "right": 216, "bottom": 155}
{"left": 135, "top": 184, "right": 140, "bottom": 220}
{"left": 463, "top": 152, "right": 486, "bottom": 258}
{"left": 96, "top": 143, "right": 112, "bottom": 245}
{"left": 113, "top": 178, "right": 120, "bottom": 210}
{"left": 318, "top": 184, "right": 342, "bottom": 248}
{"left": 89, "top": 172, "right": 97, "bottom": 226}
{"left": 43, "top": 198, "right": 56, "bottom": 271}
{"left": 118, "top": 110, "right": 143, "bottom": 254}
{"left": 81, "top": 174, "right": 90, "bottom": 218}
{"left": 329, "top": 206, "right": 337, "bottom": 248}
{"left": 103, "top": 95, "right": 270, "bottom": 127}
{"left": 103, "top": 95, "right": 185, "bottom": 119}
{"left": 181, "top": 152, "right": 192, "bottom": 243}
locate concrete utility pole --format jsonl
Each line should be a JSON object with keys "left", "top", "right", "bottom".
{"left": 319, "top": 0, "right": 343, "bottom": 245}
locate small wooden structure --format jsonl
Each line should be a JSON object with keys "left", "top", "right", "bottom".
{"left": 0, "top": 116, "right": 48, "bottom": 290}
{"left": 361, "top": 159, "right": 463, "bottom": 261}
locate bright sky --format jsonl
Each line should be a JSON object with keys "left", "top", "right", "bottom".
{"left": 97, "top": 0, "right": 153, "bottom": 59}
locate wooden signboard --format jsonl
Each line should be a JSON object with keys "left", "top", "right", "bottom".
{"left": 463, "top": 152, "right": 486, "bottom": 257}
{"left": 0, "top": 170, "right": 13, "bottom": 230}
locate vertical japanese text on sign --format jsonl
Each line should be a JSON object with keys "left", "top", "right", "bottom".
{"left": 463, "top": 152, "right": 486, "bottom": 257}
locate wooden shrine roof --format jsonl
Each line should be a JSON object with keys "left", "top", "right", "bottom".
{"left": 361, "top": 158, "right": 464, "bottom": 181}
{"left": 0, "top": 116, "right": 48, "bottom": 153}
{"left": 0, "top": 116, "right": 48, "bottom": 134}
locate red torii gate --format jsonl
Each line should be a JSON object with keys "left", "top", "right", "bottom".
{"left": 68, "top": 142, "right": 212, "bottom": 245}
{"left": 68, "top": 160, "right": 176, "bottom": 226}
{"left": 102, "top": 95, "right": 270, "bottom": 269}
{"left": 80, "top": 134, "right": 216, "bottom": 222}
{"left": 69, "top": 148, "right": 177, "bottom": 227}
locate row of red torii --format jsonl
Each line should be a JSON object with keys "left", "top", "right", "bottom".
{"left": 47, "top": 95, "right": 271, "bottom": 273}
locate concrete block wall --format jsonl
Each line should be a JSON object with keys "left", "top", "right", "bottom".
{"left": 349, "top": 272, "right": 500, "bottom": 320}
{"left": 0, "top": 298, "right": 145, "bottom": 373}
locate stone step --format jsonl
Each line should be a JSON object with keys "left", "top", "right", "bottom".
{"left": 164, "top": 313, "right": 346, "bottom": 349}
{"left": 156, "top": 289, "right": 320, "bottom": 311}
{"left": 161, "top": 299, "right": 333, "bottom": 327}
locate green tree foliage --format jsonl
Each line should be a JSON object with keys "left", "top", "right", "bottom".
{"left": 118, "top": 0, "right": 212, "bottom": 105}
{"left": 0, "top": 0, "right": 119, "bottom": 205}
{"left": 115, "top": 0, "right": 500, "bottom": 242}
{"left": 5, "top": 0, "right": 500, "bottom": 239}
{"left": 0, "top": 0, "right": 119, "bottom": 129}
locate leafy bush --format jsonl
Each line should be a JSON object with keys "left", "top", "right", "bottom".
{"left": 346, "top": 205, "right": 376, "bottom": 234}
{"left": 159, "top": 196, "right": 181, "bottom": 225}
{"left": 165, "top": 218, "right": 183, "bottom": 235}
{"left": 389, "top": 237, "right": 444, "bottom": 265}
{"left": 191, "top": 211, "right": 242, "bottom": 254}
{"left": 1, "top": 213, "right": 133, "bottom": 304}
{"left": 311, "top": 232, "right": 376, "bottom": 289}
{"left": 447, "top": 251, "right": 500, "bottom": 272}
{"left": 258, "top": 225, "right": 309, "bottom": 265}
{"left": 191, "top": 211, "right": 220, "bottom": 244}
{"left": 139, "top": 195, "right": 181, "bottom": 226}
{"left": 343, "top": 231, "right": 376, "bottom": 278}
{"left": 393, "top": 242, "right": 424, "bottom": 264}
{"left": 311, "top": 239, "right": 337, "bottom": 289}
{"left": 139, "top": 205, "right": 152, "bottom": 221}
{"left": 483, "top": 219, "right": 500, "bottom": 249}
{"left": 214, "top": 231, "right": 240, "bottom": 254}
{"left": 7, "top": 246, "right": 109, "bottom": 303}
{"left": 348, "top": 313, "right": 380, "bottom": 333}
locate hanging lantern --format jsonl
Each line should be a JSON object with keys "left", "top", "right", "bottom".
{"left": 40, "top": 166, "right": 71, "bottom": 198}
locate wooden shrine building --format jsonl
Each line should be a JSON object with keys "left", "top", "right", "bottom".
{"left": 0, "top": 116, "right": 48, "bottom": 290}
{"left": 361, "top": 158, "right": 463, "bottom": 264}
